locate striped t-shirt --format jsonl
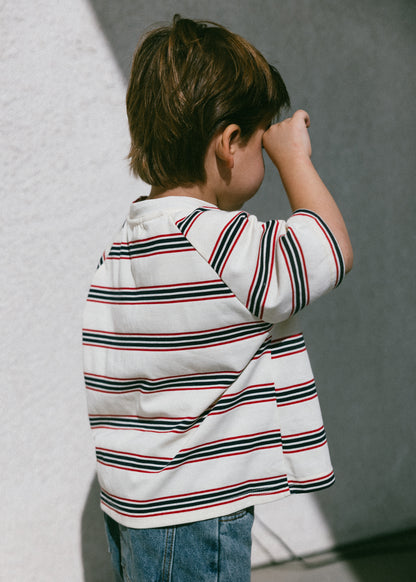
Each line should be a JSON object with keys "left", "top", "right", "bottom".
{"left": 82, "top": 195, "right": 345, "bottom": 528}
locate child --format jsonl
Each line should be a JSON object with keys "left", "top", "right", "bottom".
{"left": 83, "top": 15, "right": 353, "bottom": 582}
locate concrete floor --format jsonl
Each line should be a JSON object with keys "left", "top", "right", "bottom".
{"left": 251, "top": 547, "right": 416, "bottom": 582}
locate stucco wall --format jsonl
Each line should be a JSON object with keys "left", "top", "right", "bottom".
{"left": 2, "top": 1, "right": 141, "bottom": 580}
{"left": 2, "top": 1, "right": 415, "bottom": 580}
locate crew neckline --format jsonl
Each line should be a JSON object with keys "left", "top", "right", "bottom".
{"left": 129, "top": 195, "right": 218, "bottom": 219}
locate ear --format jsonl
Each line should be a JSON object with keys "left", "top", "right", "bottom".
{"left": 215, "top": 124, "right": 241, "bottom": 169}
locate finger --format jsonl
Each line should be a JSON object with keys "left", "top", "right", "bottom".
{"left": 293, "top": 109, "right": 310, "bottom": 128}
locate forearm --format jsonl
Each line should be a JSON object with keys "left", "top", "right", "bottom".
{"left": 277, "top": 154, "right": 353, "bottom": 272}
{"left": 263, "top": 111, "right": 353, "bottom": 273}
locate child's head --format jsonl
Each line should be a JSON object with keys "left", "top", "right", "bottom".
{"left": 126, "top": 15, "right": 290, "bottom": 189}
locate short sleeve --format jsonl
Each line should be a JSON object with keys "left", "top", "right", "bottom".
{"left": 175, "top": 207, "right": 345, "bottom": 323}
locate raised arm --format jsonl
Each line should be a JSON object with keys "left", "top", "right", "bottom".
{"left": 263, "top": 110, "right": 353, "bottom": 273}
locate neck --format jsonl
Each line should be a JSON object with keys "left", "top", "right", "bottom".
{"left": 148, "top": 183, "right": 218, "bottom": 205}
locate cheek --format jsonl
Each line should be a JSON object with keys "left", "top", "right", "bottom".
{"left": 250, "top": 154, "right": 265, "bottom": 192}
{"left": 242, "top": 166, "right": 264, "bottom": 205}
{"left": 257, "top": 156, "right": 266, "bottom": 184}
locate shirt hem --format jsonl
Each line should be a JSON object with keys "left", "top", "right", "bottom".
{"left": 99, "top": 475, "right": 334, "bottom": 530}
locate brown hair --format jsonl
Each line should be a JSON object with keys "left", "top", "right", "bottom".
{"left": 126, "top": 15, "right": 290, "bottom": 188}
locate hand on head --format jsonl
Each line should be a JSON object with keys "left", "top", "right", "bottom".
{"left": 262, "top": 109, "right": 312, "bottom": 165}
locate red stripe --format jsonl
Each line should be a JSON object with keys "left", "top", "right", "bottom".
{"left": 284, "top": 442, "right": 327, "bottom": 454}
{"left": 175, "top": 206, "right": 216, "bottom": 235}
{"left": 91, "top": 414, "right": 195, "bottom": 422}
{"left": 246, "top": 223, "right": 264, "bottom": 309}
{"left": 271, "top": 348, "right": 306, "bottom": 359}
{"left": 209, "top": 398, "right": 277, "bottom": 416}
{"left": 90, "top": 280, "right": 224, "bottom": 291}
{"left": 90, "top": 396, "right": 276, "bottom": 431}
{"left": 182, "top": 429, "right": 280, "bottom": 452}
{"left": 288, "top": 227, "right": 310, "bottom": 305}
{"left": 97, "top": 444, "right": 282, "bottom": 474}
{"left": 260, "top": 223, "right": 279, "bottom": 319}
{"left": 101, "top": 474, "right": 286, "bottom": 503}
{"left": 183, "top": 211, "right": 205, "bottom": 236}
{"left": 208, "top": 213, "right": 242, "bottom": 263}
{"left": 216, "top": 382, "right": 274, "bottom": 398}
{"left": 85, "top": 370, "right": 234, "bottom": 381}
{"left": 271, "top": 333, "right": 303, "bottom": 343}
{"left": 97, "top": 446, "right": 172, "bottom": 461}
{"left": 84, "top": 370, "right": 240, "bottom": 394}
{"left": 106, "top": 248, "right": 195, "bottom": 260}
{"left": 276, "top": 395, "right": 318, "bottom": 407}
{"left": 86, "top": 385, "right": 225, "bottom": 395}
{"left": 86, "top": 294, "right": 234, "bottom": 306}
{"left": 101, "top": 487, "right": 287, "bottom": 519}
{"left": 294, "top": 212, "right": 340, "bottom": 284}
{"left": 101, "top": 431, "right": 280, "bottom": 459}
{"left": 275, "top": 379, "right": 314, "bottom": 392}
{"left": 279, "top": 236, "right": 295, "bottom": 316}
{"left": 288, "top": 471, "right": 334, "bottom": 485}
{"left": 285, "top": 425, "right": 324, "bottom": 438}
{"left": 218, "top": 217, "right": 249, "bottom": 276}
{"left": 112, "top": 233, "right": 181, "bottom": 245}
{"left": 91, "top": 426, "right": 199, "bottom": 434}
{"left": 83, "top": 321, "right": 265, "bottom": 337}
{"left": 83, "top": 330, "right": 269, "bottom": 352}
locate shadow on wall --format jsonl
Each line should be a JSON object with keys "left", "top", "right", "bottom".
{"left": 81, "top": 476, "right": 113, "bottom": 582}
{"left": 87, "top": 0, "right": 237, "bottom": 80}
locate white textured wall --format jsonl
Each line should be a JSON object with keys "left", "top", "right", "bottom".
{"left": 2, "top": 1, "right": 415, "bottom": 581}
{"left": 2, "top": 1, "right": 143, "bottom": 580}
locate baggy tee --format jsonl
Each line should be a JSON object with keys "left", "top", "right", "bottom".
{"left": 82, "top": 195, "right": 345, "bottom": 529}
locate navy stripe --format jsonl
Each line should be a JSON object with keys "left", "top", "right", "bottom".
{"left": 252, "top": 334, "right": 306, "bottom": 361}
{"left": 96, "top": 431, "right": 281, "bottom": 473}
{"left": 176, "top": 208, "right": 210, "bottom": 234}
{"left": 275, "top": 380, "right": 317, "bottom": 405}
{"left": 247, "top": 221, "right": 278, "bottom": 317}
{"left": 270, "top": 334, "right": 306, "bottom": 357}
{"left": 209, "top": 212, "right": 248, "bottom": 272}
{"left": 108, "top": 235, "right": 193, "bottom": 259}
{"left": 101, "top": 475, "right": 288, "bottom": 516}
{"left": 281, "top": 427, "right": 327, "bottom": 453}
{"left": 87, "top": 280, "right": 233, "bottom": 304}
{"left": 84, "top": 370, "right": 239, "bottom": 394}
{"left": 293, "top": 209, "right": 345, "bottom": 286}
{"left": 287, "top": 230, "right": 307, "bottom": 310}
{"left": 252, "top": 338, "right": 271, "bottom": 359}
{"left": 209, "top": 384, "right": 275, "bottom": 413}
{"left": 96, "top": 253, "right": 105, "bottom": 270}
{"left": 89, "top": 384, "right": 275, "bottom": 433}
{"left": 280, "top": 231, "right": 307, "bottom": 314}
{"left": 289, "top": 472, "right": 335, "bottom": 493}
{"left": 83, "top": 321, "right": 272, "bottom": 351}
{"left": 90, "top": 415, "right": 198, "bottom": 432}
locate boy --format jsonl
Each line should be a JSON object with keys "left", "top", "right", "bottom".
{"left": 83, "top": 15, "right": 353, "bottom": 582}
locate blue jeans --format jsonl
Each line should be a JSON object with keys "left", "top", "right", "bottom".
{"left": 104, "top": 507, "right": 254, "bottom": 582}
